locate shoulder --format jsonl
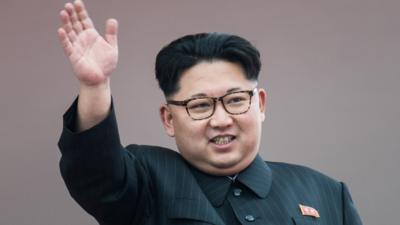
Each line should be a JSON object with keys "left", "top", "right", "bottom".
{"left": 125, "top": 144, "right": 183, "bottom": 161}
{"left": 266, "top": 161, "right": 342, "bottom": 193}
{"left": 124, "top": 144, "right": 189, "bottom": 171}
{"left": 266, "top": 161, "right": 337, "bottom": 182}
{"left": 125, "top": 144, "right": 179, "bottom": 156}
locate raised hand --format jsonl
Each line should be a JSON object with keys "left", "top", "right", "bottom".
{"left": 57, "top": 0, "right": 118, "bottom": 87}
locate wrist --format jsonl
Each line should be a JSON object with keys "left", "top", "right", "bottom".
{"left": 79, "top": 78, "right": 111, "bottom": 93}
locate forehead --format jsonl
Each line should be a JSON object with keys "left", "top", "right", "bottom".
{"left": 175, "top": 61, "right": 256, "bottom": 98}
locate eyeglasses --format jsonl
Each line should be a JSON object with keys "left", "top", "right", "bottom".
{"left": 167, "top": 88, "right": 257, "bottom": 120}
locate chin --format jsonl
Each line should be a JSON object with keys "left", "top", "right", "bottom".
{"left": 209, "top": 156, "right": 242, "bottom": 170}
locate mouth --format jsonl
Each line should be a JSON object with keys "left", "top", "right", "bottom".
{"left": 210, "top": 135, "right": 236, "bottom": 145}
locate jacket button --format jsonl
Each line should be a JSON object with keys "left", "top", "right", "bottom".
{"left": 233, "top": 188, "right": 242, "bottom": 197}
{"left": 245, "top": 215, "right": 255, "bottom": 222}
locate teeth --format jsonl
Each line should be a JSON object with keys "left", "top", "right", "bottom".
{"left": 213, "top": 136, "right": 233, "bottom": 145}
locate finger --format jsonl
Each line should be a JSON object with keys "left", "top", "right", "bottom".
{"left": 59, "top": 10, "right": 78, "bottom": 43}
{"left": 68, "top": 30, "right": 78, "bottom": 43}
{"left": 105, "top": 18, "right": 118, "bottom": 48}
{"left": 57, "top": 28, "right": 73, "bottom": 56}
{"left": 74, "top": 0, "right": 94, "bottom": 29}
{"left": 59, "top": 10, "right": 73, "bottom": 34}
{"left": 65, "top": 2, "right": 83, "bottom": 33}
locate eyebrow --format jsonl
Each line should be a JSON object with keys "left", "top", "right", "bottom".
{"left": 190, "top": 87, "right": 242, "bottom": 98}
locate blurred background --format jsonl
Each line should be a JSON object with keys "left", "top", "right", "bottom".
{"left": 1, "top": 0, "right": 399, "bottom": 224}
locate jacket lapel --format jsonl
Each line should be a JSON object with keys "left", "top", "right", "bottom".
{"left": 168, "top": 197, "right": 224, "bottom": 225}
{"left": 166, "top": 162, "right": 225, "bottom": 225}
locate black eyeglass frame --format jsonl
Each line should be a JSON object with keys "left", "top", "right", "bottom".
{"left": 166, "top": 88, "right": 257, "bottom": 120}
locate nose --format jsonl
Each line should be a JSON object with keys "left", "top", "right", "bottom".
{"left": 209, "top": 101, "right": 233, "bottom": 128}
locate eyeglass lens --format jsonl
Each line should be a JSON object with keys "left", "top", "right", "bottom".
{"left": 187, "top": 92, "right": 251, "bottom": 119}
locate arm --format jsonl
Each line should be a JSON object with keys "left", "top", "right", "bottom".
{"left": 57, "top": 1, "right": 151, "bottom": 224}
{"left": 341, "top": 182, "right": 363, "bottom": 225}
{"left": 58, "top": 99, "right": 151, "bottom": 225}
{"left": 57, "top": 0, "right": 118, "bottom": 131}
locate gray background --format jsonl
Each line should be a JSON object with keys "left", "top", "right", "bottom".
{"left": 0, "top": 0, "right": 398, "bottom": 224}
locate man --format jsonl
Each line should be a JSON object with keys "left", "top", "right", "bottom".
{"left": 57, "top": 1, "right": 363, "bottom": 225}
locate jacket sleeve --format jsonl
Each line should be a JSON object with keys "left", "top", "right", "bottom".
{"left": 341, "top": 182, "right": 363, "bottom": 225}
{"left": 57, "top": 97, "right": 152, "bottom": 225}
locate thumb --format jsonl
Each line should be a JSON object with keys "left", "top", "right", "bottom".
{"left": 105, "top": 18, "right": 118, "bottom": 48}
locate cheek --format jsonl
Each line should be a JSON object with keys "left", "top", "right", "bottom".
{"left": 238, "top": 112, "right": 258, "bottom": 130}
{"left": 174, "top": 119, "right": 208, "bottom": 146}
{"left": 180, "top": 120, "right": 205, "bottom": 136}
{"left": 174, "top": 120, "right": 209, "bottom": 163}
{"left": 237, "top": 114, "right": 262, "bottom": 146}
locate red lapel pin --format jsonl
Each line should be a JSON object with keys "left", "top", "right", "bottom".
{"left": 299, "top": 204, "right": 320, "bottom": 218}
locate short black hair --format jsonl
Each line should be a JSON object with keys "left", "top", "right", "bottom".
{"left": 155, "top": 32, "right": 261, "bottom": 97}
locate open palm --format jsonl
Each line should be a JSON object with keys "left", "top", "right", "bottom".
{"left": 58, "top": 0, "right": 118, "bottom": 86}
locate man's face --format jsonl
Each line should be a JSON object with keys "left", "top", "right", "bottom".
{"left": 160, "top": 60, "right": 266, "bottom": 176}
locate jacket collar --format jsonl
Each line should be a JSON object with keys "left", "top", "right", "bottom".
{"left": 236, "top": 154, "right": 272, "bottom": 198}
{"left": 191, "top": 154, "right": 272, "bottom": 207}
{"left": 190, "top": 166, "right": 232, "bottom": 207}
{"left": 167, "top": 158, "right": 225, "bottom": 225}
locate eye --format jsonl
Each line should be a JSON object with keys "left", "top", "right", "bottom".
{"left": 189, "top": 102, "right": 212, "bottom": 109}
{"left": 226, "top": 95, "right": 248, "bottom": 106}
{"left": 227, "top": 97, "right": 246, "bottom": 104}
{"left": 187, "top": 98, "right": 213, "bottom": 113}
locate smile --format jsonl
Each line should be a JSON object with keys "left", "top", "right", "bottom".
{"left": 210, "top": 135, "right": 236, "bottom": 145}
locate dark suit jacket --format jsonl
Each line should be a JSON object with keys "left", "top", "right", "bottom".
{"left": 58, "top": 100, "right": 363, "bottom": 225}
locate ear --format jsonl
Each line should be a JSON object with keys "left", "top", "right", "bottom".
{"left": 257, "top": 88, "right": 267, "bottom": 122}
{"left": 160, "top": 104, "right": 175, "bottom": 137}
